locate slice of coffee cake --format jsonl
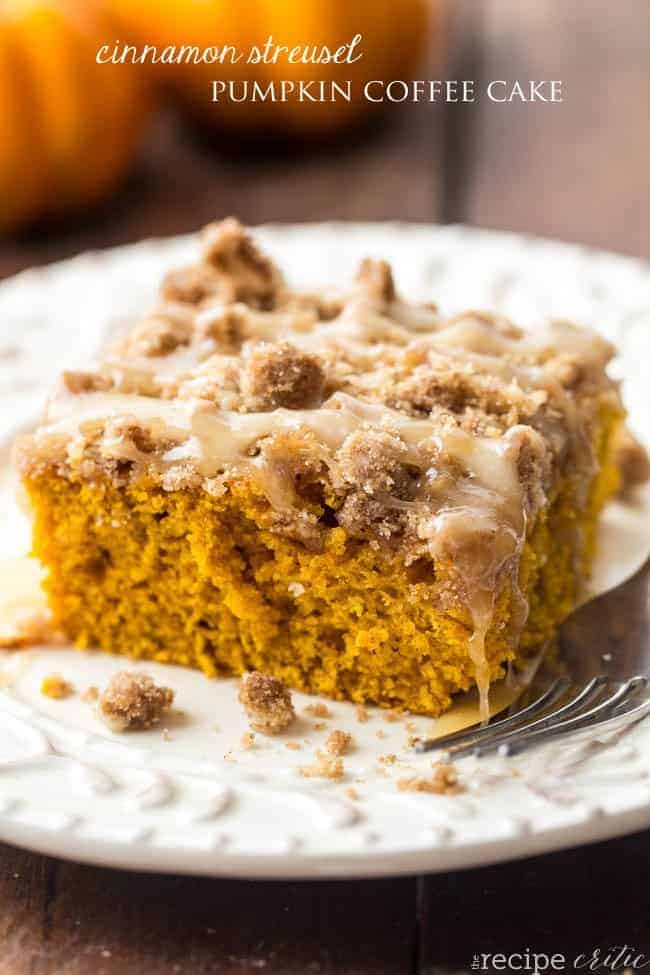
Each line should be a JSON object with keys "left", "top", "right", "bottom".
{"left": 16, "top": 219, "right": 625, "bottom": 716}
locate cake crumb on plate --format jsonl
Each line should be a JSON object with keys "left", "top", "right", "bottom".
{"left": 303, "top": 702, "right": 331, "bottom": 719}
{"left": 40, "top": 674, "right": 74, "bottom": 700}
{"left": 324, "top": 730, "right": 353, "bottom": 756}
{"left": 240, "top": 731, "right": 256, "bottom": 750}
{"left": 383, "top": 709, "right": 402, "bottom": 723}
{"left": 238, "top": 671, "right": 295, "bottom": 735}
{"left": 98, "top": 671, "right": 174, "bottom": 732}
{"left": 379, "top": 753, "right": 398, "bottom": 766}
{"left": 397, "top": 762, "right": 461, "bottom": 795}
{"left": 299, "top": 750, "right": 344, "bottom": 781}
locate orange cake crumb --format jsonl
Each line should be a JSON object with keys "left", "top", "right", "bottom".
{"left": 240, "top": 732, "right": 256, "bottom": 750}
{"left": 98, "top": 671, "right": 174, "bottom": 732}
{"left": 239, "top": 671, "right": 295, "bottom": 735}
{"left": 40, "top": 674, "right": 74, "bottom": 699}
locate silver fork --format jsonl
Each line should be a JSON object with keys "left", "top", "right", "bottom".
{"left": 416, "top": 673, "right": 650, "bottom": 758}
{"left": 417, "top": 561, "right": 650, "bottom": 759}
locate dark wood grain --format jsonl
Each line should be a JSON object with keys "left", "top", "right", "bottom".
{"left": 3, "top": 831, "right": 650, "bottom": 974}
{"left": 0, "top": 845, "right": 56, "bottom": 973}
{"left": 0, "top": 844, "right": 416, "bottom": 975}
{"left": 448, "top": 0, "right": 650, "bottom": 259}
{"left": 419, "top": 830, "right": 650, "bottom": 971}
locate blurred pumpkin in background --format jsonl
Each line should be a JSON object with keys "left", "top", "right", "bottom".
{"left": 108, "top": 0, "right": 436, "bottom": 136}
{"left": 0, "top": 0, "right": 151, "bottom": 234}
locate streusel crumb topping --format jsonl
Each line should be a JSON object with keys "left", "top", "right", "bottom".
{"left": 163, "top": 217, "right": 284, "bottom": 309}
{"left": 239, "top": 670, "right": 295, "bottom": 735}
{"left": 240, "top": 342, "right": 326, "bottom": 411}
{"left": 19, "top": 221, "right": 619, "bottom": 550}
{"left": 98, "top": 671, "right": 175, "bottom": 732}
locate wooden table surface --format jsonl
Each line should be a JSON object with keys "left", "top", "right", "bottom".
{"left": 2, "top": 2, "right": 650, "bottom": 970}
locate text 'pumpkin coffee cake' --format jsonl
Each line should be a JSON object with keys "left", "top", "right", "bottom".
{"left": 16, "top": 219, "right": 627, "bottom": 717}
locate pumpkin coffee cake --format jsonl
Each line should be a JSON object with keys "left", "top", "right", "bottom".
{"left": 15, "top": 220, "right": 626, "bottom": 717}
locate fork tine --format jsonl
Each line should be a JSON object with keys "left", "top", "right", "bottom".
{"left": 479, "top": 676, "right": 649, "bottom": 758}
{"left": 612, "top": 684, "right": 649, "bottom": 715}
{"left": 415, "top": 677, "right": 571, "bottom": 754}
{"left": 465, "top": 676, "right": 624, "bottom": 759}
{"left": 421, "top": 675, "right": 609, "bottom": 759}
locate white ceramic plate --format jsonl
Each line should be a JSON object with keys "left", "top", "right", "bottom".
{"left": 0, "top": 223, "right": 649, "bottom": 879}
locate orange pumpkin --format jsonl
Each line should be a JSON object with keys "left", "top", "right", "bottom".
{"left": 108, "top": 0, "right": 435, "bottom": 136}
{"left": 0, "top": 0, "right": 151, "bottom": 234}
